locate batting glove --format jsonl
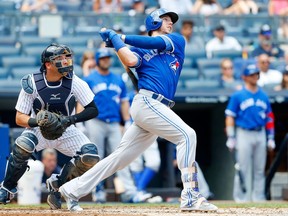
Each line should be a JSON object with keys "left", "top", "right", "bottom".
{"left": 226, "top": 137, "right": 236, "bottom": 150}
{"left": 267, "top": 139, "right": 275, "bottom": 151}
{"left": 99, "top": 29, "right": 117, "bottom": 48}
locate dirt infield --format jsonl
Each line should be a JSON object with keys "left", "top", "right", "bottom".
{"left": 0, "top": 202, "right": 288, "bottom": 216}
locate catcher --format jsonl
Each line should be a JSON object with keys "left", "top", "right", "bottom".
{"left": 0, "top": 43, "right": 100, "bottom": 212}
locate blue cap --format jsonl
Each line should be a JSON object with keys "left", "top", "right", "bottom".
{"left": 243, "top": 64, "right": 260, "bottom": 76}
{"left": 95, "top": 48, "right": 112, "bottom": 65}
{"left": 260, "top": 24, "right": 272, "bottom": 36}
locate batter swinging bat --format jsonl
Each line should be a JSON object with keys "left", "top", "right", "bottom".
{"left": 232, "top": 150, "right": 246, "bottom": 193}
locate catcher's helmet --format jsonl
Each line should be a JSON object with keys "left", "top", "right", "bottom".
{"left": 40, "top": 43, "right": 74, "bottom": 79}
{"left": 243, "top": 64, "right": 260, "bottom": 76}
{"left": 145, "top": 8, "right": 178, "bottom": 36}
{"left": 95, "top": 48, "right": 112, "bottom": 65}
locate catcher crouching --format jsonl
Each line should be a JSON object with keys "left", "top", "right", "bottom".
{"left": 0, "top": 43, "right": 100, "bottom": 212}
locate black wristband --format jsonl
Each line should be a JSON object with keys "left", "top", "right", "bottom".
{"left": 28, "top": 118, "right": 38, "bottom": 128}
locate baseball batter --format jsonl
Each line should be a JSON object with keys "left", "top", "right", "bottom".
{"left": 0, "top": 43, "right": 100, "bottom": 212}
{"left": 225, "top": 64, "right": 275, "bottom": 202}
{"left": 59, "top": 8, "right": 218, "bottom": 212}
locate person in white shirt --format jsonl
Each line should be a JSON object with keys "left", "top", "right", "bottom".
{"left": 257, "top": 53, "right": 283, "bottom": 87}
{"left": 205, "top": 25, "right": 242, "bottom": 58}
{"left": 159, "top": 0, "right": 194, "bottom": 14}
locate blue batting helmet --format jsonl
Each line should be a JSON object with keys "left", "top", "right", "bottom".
{"left": 145, "top": 8, "right": 178, "bottom": 36}
{"left": 95, "top": 48, "right": 112, "bottom": 65}
{"left": 243, "top": 64, "right": 260, "bottom": 76}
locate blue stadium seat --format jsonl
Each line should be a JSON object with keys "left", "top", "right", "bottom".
{"left": 11, "top": 67, "right": 39, "bottom": 80}
{"left": 184, "top": 79, "right": 221, "bottom": 90}
{"left": 185, "top": 49, "right": 206, "bottom": 68}
{"left": 22, "top": 46, "right": 46, "bottom": 64}
{"left": 0, "top": 67, "right": 9, "bottom": 79}
{"left": 0, "top": 1, "right": 16, "bottom": 13}
{"left": 56, "top": 36, "right": 89, "bottom": 47}
{"left": 0, "top": 36, "right": 17, "bottom": 46}
{"left": 233, "top": 58, "right": 257, "bottom": 79}
{"left": 0, "top": 79, "right": 21, "bottom": 92}
{"left": 55, "top": 1, "right": 81, "bottom": 12}
{"left": 0, "top": 47, "right": 21, "bottom": 67}
{"left": 74, "top": 26, "right": 101, "bottom": 37}
{"left": 212, "top": 49, "right": 243, "bottom": 60}
{"left": 2, "top": 56, "right": 38, "bottom": 72}
{"left": 201, "top": 68, "right": 221, "bottom": 80}
{"left": 196, "top": 58, "right": 222, "bottom": 79}
{"left": 20, "top": 36, "right": 54, "bottom": 48}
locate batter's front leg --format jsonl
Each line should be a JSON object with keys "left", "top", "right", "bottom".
{"left": 59, "top": 123, "right": 157, "bottom": 200}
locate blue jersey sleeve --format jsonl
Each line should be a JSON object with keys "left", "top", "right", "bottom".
{"left": 225, "top": 92, "right": 240, "bottom": 117}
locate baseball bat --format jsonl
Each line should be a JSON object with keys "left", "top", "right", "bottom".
{"left": 232, "top": 149, "right": 247, "bottom": 193}
{"left": 114, "top": 51, "right": 139, "bottom": 92}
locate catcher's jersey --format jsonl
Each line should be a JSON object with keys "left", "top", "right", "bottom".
{"left": 131, "top": 33, "right": 185, "bottom": 100}
{"left": 225, "top": 87, "right": 272, "bottom": 129}
{"left": 16, "top": 72, "right": 94, "bottom": 118}
{"left": 83, "top": 70, "right": 128, "bottom": 123}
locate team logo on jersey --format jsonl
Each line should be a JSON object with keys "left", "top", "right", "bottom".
{"left": 169, "top": 59, "right": 179, "bottom": 74}
{"left": 50, "top": 93, "right": 61, "bottom": 100}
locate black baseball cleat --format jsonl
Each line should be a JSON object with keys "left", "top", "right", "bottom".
{"left": 47, "top": 191, "right": 62, "bottom": 210}
{"left": 0, "top": 186, "right": 16, "bottom": 205}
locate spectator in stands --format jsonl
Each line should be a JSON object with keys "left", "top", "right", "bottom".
{"left": 81, "top": 50, "right": 96, "bottom": 77}
{"left": 93, "top": 0, "right": 122, "bottom": 13}
{"left": 257, "top": 53, "right": 283, "bottom": 88}
{"left": 205, "top": 24, "right": 242, "bottom": 58}
{"left": 158, "top": 0, "right": 194, "bottom": 14}
{"left": 180, "top": 20, "right": 205, "bottom": 51}
{"left": 223, "top": 0, "right": 258, "bottom": 15}
{"left": 41, "top": 148, "right": 61, "bottom": 191}
{"left": 219, "top": 58, "right": 243, "bottom": 90}
{"left": 128, "top": 0, "right": 146, "bottom": 15}
{"left": 192, "top": 0, "right": 222, "bottom": 16}
{"left": 251, "top": 24, "right": 285, "bottom": 60}
{"left": 268, "top": 0, "right": 288, "bottom": 39}
{"left": 274, "top": 65, "right": 288, "bottom": 91}
{"left": 20, "top": 0, "right": 57, "bottom": 12}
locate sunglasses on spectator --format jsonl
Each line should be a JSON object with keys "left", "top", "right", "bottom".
{"left": 222, "top": 66, "right": 233, "bottom": 70}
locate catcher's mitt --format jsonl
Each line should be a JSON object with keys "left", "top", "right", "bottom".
{"left": 36, "top": 110, "right": 72, "bottom": 140}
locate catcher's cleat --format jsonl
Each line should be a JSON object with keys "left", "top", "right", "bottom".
{"left": 46, "top": 175, "right": 61, "bottom": 209}
{"left": 0, "top": 186, "right": 16, "bottom": 205}
{"left": 59, "top": 187, "right": 83, "bottom": 212}
{"left": 47, "top": 191, "right": 62, "bottom": 210}
{"left": 180, "top": 190, "right": 218, "bottom": 212}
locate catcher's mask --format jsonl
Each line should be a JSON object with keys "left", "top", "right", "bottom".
{"left": 40, "top": 43, "right": 74, "bottom": 79}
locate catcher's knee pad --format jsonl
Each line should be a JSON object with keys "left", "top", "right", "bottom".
{"left": 14, "top": 132, "right": 38, "bottom": 159}
{"left": 2, "top": 132, "right": 38, "bottom": 191}
{"left": 51, "top": 144, "right": 100, "bottom": 188}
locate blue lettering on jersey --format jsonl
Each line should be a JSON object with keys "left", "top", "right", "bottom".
{"left": 225, "top": 87, "right": 272, "bottom": 129}
{"left": 131, "top": 32, "right": 185, "bottom": 100}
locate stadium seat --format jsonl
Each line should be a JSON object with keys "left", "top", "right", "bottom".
{"left": 185, "top": 49, "right": 206, "bottom": 68}
{"left": 73, "top": 64, "right": 83, "bottom": 78}
{"left": 55, "top": 1, "right": 81, "bottom": 12}
{"left": 0, "top": 1, "right": 16, "bottom": 13}
{"left": 233, "top": 58, "right": 257, "bottom": 79}
{"left": 0, "top": 67, "right": 9, "bottom": 79}
{"left": 0, "top": 47, "right": 21, "bottom": 66}
{"left": 184, "top": 79, "right": 220, "bottom": 90}
{"left": 2, "top": 56, "right": 38, "bottom": 72}
{"left": 201, "top": 68, "right": 221, "bottom": 80}
{"left": 11, "top": 67, "right": 39, "bottom": 80}
{"left": 22, "top": 46, "right": 46, "bottom": 64}
{"left": 196, "top": 58, "right": 222, "bottom": 79}
{"left": 20, "top": 36, "right": 54, "bottom": 48}
{"left": 212, "top": 49, "right": 243, "bottom": 60}
{"left": 56, "top": 36, "right": 89, "bottom": 47}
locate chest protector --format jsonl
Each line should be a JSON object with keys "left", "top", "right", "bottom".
{"left": 33, "top": 72, "right": 76, "bottom": 116}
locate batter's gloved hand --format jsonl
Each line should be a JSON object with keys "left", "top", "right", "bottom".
{"left": 226, "top": 137, "right": 236, "bottom": 151}
{"left": 99, "top": 28, "right": 116, "bottom": 48}
{"left": 267, "top": 139, "right": 275, "bottom": 151}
